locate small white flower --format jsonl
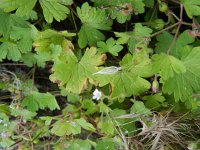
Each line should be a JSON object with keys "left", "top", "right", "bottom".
{"left": 0, "top": 119, "right": 3, "bottom": 123}
{"left": 92, "top": 89, "right": 102, "bottom": 100}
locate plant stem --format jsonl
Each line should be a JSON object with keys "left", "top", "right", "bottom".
{"left": 167, "top": 4, "right": 183, "bottom": 54}
{"left": 149, "top": 22, "right": 179, "bottom": 38}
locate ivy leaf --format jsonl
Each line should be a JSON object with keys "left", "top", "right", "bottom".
{"left": 39, "top": 0, "right": 71, "bottom": 23}
{"left": 77, "top": 2, "right": 112, "bottom": 48}
{"left": 97, "top": 38, "right": 123, "bottom": 56}
{"left": 155, "top": 31, "right": 195, "bottom": 58}
{"left": 181, "top": 0, "right": 200, "bottom": 18}
{"left": 95, "top": 50, "right": 153, "bottom": 98}
{"left": 22, "top": 91, "right": 60, "bottom": 112}
{"left": 50, "top": 45, "right": 106, "bottom": 94}
{"left": 152, "top": 53, "right": 186, "bottom": 80}
{"left": 162, "top": 47, "right": 200, "bottom": 102}
{"left": 115, "top": 23, "right": 152, "bottom": 53}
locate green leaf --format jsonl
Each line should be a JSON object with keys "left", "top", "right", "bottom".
{"left": 34, "top": 51, "right": 52, "bottom": 67}
{"left": 81, "top": 99, "right": 98, "bottom": 115}
{"left": 0, "top": 12, "right": 31, "bottom": 37}
{"left": 75, "top": 118, "right": 95, "bottom": 131}
{"left": 0, "top": 12, "right": 34, "bottom": 61}
{"left": 64, "top": 139, "right": 92, "bottom": 150}
{"left": 11, "top": 108, "right": 36, "bottom": 120}
{"left": 20, "top": 53, "right": 37, "bottom": 67}
{"left": 22, "top": 91, "right": 60, "bottom": 112}
{"left": 143, "top": 0, "right": 154, "bottom": 7}
{"left": 155, "top": 32, "right": 173, "bottom": 54}
{"left": 0, "top": 0, "right": 37, "bottom": 17}
{"left": 162, "top": 47, "right": 200, "bottom": 102}
{"left": 77, "top": 2, "right": 112, "bottom": 48}
{"left": 155, "top": 31, "right": 195, "bottom": 58}
{"left": 51, "top": 120, "right": 81, "bottom": 136}
{"left": 92, "top": 0, "right": 145, "bottom": 23}
{"left": 0, "top": 42, "right": 21, "bottom": 61}
{"left": 181, "top": 0, "right": 200, "bottom": 18}
{"left": 40, "top": 116, "right": 53, "bottom": 126}
{"left": 98, "top": 102, "right": 112, "bottom": 114}
{"left": 142, "top": 93, "right": 166, "bottom": 109}
{"left": 95, "top": 50, "right": 153, "bottom": 98}
{"left": 152, "top": 53, "right": 186, "bottom": 80}
{"left": 39, "top": 0, "right": 71, "bottom": 23}
{"left": 95, "top": 139, "right": 115, "bottom": 150}
{"left": 50, "top": 46, "right": 106, "bottom": 94}
{"left": 110, "top": 109, "right": 136, "bottom": 136}
{"left": 115, "top": 23, "right": 152, "bottom": 53}
{"left": 78, "top": 25, "right": 105, "bottom": 48}
{"left": 98, "top": 116, "right": 114, "bottom": 135}
{"left": 10, "top": 26, "right": 33, "bottom": 53}
{"left": 130, "top": 101, "right": 150, "bottom": 115}
{"left": 97, "top": 38, "right": 123, "bottom": 56}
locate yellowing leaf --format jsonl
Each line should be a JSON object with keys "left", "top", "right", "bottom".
{"left": 50, "top": 45, "right": 106, "bottom": 94}
{"left": 33, "top": 29, "right": 75, "bottom": 52}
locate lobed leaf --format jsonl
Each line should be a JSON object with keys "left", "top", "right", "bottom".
{"left": 50, "top": 45, "right": 106, "bottom": 94}
{"left": 162, "top": 47, "right": 200, "bottom": 102}
{"left": 77, "top": 2, "right": 112, "bottom": 48}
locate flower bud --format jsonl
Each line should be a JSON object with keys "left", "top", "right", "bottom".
{"left": 152, "top": 78, "right": 159, "bottom": 93}
{"left": 151, "top": 19, "right": 165, "bottom": 30}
